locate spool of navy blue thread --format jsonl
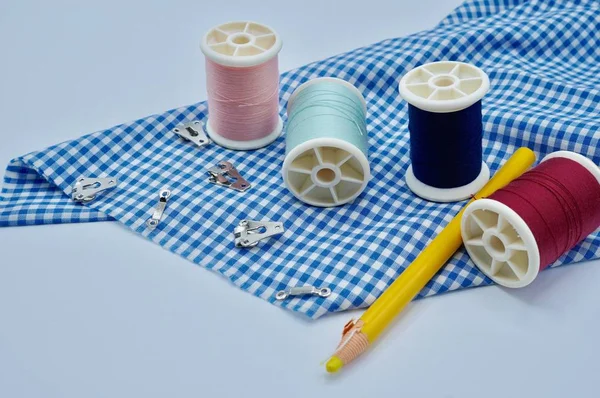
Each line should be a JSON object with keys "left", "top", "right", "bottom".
{"left": 399, "top": 61, "right": 491, "bottom": 202}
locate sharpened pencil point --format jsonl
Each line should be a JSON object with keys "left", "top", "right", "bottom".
{"left": 326, "top": 356, "right": 344, "bottom": 373}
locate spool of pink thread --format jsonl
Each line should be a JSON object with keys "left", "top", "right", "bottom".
{"left": 200, "top": 21, "right": 283, "bottom": 150}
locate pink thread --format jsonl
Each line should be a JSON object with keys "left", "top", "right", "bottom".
{"left": 206, "top": 57, "right": 280, "bottom": 141}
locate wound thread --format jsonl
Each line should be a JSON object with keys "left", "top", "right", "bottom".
{"left": 489, "top": 157, "right": 600, "bottom": 270}
{"left": 409, "top": 101, "right": 483, "bottom": 188}
{"left": 206, "top": 57, "right": 280, "bottom": 141}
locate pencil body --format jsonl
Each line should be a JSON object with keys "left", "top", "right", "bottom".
{"left": 362, "top": 214, "right": 464, "bottom": 340}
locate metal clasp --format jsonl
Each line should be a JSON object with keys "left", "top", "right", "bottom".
{"left": 275, "top": 286, "right": 332, "bottom": 301}
{"left": 234, "top": 220, "right": 284, "bottom": 248}
{"left": 72, "top": 177, "right": 118, "bottom": 203}
{"left": 208, "top": 161, "right": 251, "bottom": 192}
{"left": 146, "top": 189, "right": 171, "bottom": 230}
{"left": 172, "top": 121, "right": 210, "bottom": 148}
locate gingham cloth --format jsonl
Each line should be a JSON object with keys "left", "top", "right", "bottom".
{"left": 1, "top": 0, "right": 599, "bottom": 319}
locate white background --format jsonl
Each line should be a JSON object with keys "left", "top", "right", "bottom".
{"left": 1, "top": 1, "right": 600, "bottom": 397}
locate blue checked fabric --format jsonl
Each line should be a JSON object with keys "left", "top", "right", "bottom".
{"left": 1, "top": 0, "right": 599, "bottom": 319}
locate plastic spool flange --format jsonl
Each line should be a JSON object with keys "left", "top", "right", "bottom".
{"left": 282, "top": 78, "right": 370, "bottom": 207}
{"left": 200, "top": 21, "right": 283, "bottom": 150}
{"left": 399, "top": 61, "right": 491, "bottom": 202}
{"left": 461, "top": 151, "right": 600, "bottom": 288}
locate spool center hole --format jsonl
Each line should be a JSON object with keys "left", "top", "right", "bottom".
{"left": 232, "top": 34, "right": 251, "bottom": 45}
{"left": 489, "top": 235, "right": 506, "bottom": 256}
{"left": 433, "top": 76, "right": 455, "bottom": 87}
{"left": 316, "top": 168, "right": 336, "bottom": 184}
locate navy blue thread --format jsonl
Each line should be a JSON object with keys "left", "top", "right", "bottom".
{"left": 409, "top": 101, "right": 483, "bottom": 188}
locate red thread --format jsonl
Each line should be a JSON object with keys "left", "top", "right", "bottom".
{"left": 205, "top": 57, "right": 280, "bottom": 141}
{"left": 489, "top": 157, "right": 600, "bottom": 269}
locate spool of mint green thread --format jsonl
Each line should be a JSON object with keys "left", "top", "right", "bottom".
{"left": 283, "top": 77, "right": 370, "bottom": 207}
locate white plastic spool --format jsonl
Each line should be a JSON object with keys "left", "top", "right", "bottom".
{"left": 461, "top": 151, "right": 600, "bottom": 288}
{"left": 200, "top": 21, "right": 283, "bottom": 150}
{"left": 399, "top": 61, "right": 491, "bottom": 202}
{"left": 282, "top": 78, "right": 370, "bottom": 207}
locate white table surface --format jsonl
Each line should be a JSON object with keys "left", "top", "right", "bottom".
{"left": 1, "top": 1, "right": 599, "bottom": 397}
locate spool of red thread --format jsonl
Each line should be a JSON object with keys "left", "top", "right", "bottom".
{"left": 461, "top": 151, "right": 600, "bottom": 287}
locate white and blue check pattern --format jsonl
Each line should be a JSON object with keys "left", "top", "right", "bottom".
{"left": 1, "top": 0, "right": 599, "bottom": 319}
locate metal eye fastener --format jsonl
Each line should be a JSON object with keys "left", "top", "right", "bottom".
{"left": 207, "top": 161, "right": 251, "bottom": 192}
{"left": 71, "top": 177, "right": 118, "bottom": 203}
{"left": 146, "top": 189, "right": 171, "bottom": 230}
{"left": 234, "top": 220, "right": 284, "bottom": 248}
{"left": 172, "top": 120, "right": 210, "bottom": 148}
{"left": 275, "top": 286, "right": 332, "bottom": 301}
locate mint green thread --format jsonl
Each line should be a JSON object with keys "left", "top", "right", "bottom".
{"left": 286, "top": 81, "right": 368, "bottom": 156}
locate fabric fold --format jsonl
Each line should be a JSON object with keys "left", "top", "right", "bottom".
{"left": 1, "top": 0, "right": 599, "bottom": 318}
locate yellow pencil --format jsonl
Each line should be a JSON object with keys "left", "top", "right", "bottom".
{"left": 326, "top": 147, "right": 536, "bottom": 373}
